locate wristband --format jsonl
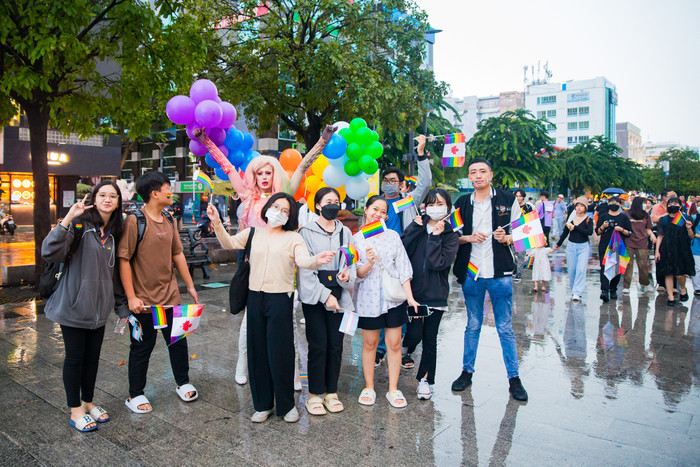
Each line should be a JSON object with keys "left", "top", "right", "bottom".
{"left": 59, "top": 223, "right": 70, "bottom": 231}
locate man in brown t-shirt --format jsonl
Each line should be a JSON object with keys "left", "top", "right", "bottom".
{"left": 118, "top": 172, "right": 199, "bottom": 413}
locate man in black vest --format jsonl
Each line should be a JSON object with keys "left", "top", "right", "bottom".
{"left": 450, "top": 158, "right": 528, "bottom": 401}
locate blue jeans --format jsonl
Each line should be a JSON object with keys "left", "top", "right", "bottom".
{"left": 461, "top": 276, "right": 519, "bottom": 378}
{"left": 566, "top": 242, "right": 590, "bottom": 297}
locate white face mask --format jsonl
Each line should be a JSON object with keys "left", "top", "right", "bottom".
{"left": 425, "top": 206, "right": 448, "bottom": 221}
{"left": 265, "top": 209, "right": 288, "bottom": 228}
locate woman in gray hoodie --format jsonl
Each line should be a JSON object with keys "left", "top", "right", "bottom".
{"left": 42, "top": 181, "right": 128, "bottom": 432}
{"left": 298, "top": 187, "right": 355, "bottom": 416}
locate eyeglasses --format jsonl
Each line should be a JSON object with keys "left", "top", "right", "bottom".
{"left": 382, "top": 178, "right": 400, "bottom": 185}
{"left": 271, "top": 204, "right": 290, "bottom": 216}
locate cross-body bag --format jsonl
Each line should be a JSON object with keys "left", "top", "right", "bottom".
{"left": 229, "top": 228, "right": 255, "bottom": 315}
{"left": 317, "top": 228, "right": 343, "bottom": 301}
{"left": 375, "top": 248, "right": 406, "bottom": 302}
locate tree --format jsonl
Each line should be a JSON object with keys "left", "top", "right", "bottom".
{"left": 0, "top": 0, "right": 212, "bottom": 279}
{"left": 551, "top": 136, "right": 643, "bottom": 195}
{"left": 465, "top": 109, "right": 555, "bottom": 188}
{"left": 642, "top": 148, "right": 700, "bottom": 195}
{"left": 213, "top": 0, "right": 447, "bottom": 151}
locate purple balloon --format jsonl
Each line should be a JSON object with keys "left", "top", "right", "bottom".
{"left": 195, "top": 100, "right": 223, "bottom": 128}
{"left": 207, "top": 127, "right": 226, "bottom": 146}
{"left": 186, "top": 122, "right": 200, "bottom": 139}
{"left": 217, "top": 145, "right": 229, "bottom": 157}
{"left": 219, "top": 102, "right": 237, "bottom": 128}
{"left": 166, "top": 95, "right": 195, "bottom": 125}
{"left": 189, "top": 139, "right": 208, "bottom": 156}
{"left": 189, "top": 79, "right": 218, "bottom": 103}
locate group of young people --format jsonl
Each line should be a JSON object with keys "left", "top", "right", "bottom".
{"left": 43, "top": 129, "right": 530, "bottom": 432}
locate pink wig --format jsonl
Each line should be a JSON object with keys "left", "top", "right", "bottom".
{"left": 240, "top": 155, "right": 290, "bottom": 225}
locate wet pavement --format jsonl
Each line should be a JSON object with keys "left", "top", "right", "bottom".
{"left": 0, "top": 250, "right": 698, "bottom": 466}
{"left": 0, "top": 227, "right": 35, "bottom": 267}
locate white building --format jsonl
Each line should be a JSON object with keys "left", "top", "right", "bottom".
{"left": 616, "top": 122, "right": 645, "bottom": 164}
{"left": 443, "top": 91, "right": 524, "bottom": 142}
{"left": 525, "top": 77, "right": 618, "bottom": 148}
{"left": 642, "top": 141, "right": 700, "bottom": 167}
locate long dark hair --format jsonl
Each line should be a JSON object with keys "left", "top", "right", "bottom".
{"left": 628, "top": 196, "right": 649, "bottom": 220}
{"left": 260, "top": 192, "right": 298, "bottom": 231}
{"left": 79, "top": 180, "right": 124, "bottom": 239}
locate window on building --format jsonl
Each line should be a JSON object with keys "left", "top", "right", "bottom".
{"left": 537, "top": 95, "right": 556, "bottom": 105}
{"left": 547, "top": 123, "right": 556, "bottom": 131}
{"left": 578, "top": 107, "right": 589, "bottom": 115}
{"left": 567, "top": 108, "right": 578, "bottom": 117}
{"left": 579, "top": 121, "right": 590, "bottom": 130}
{"left": 567, "top": 137, "right": 576, "bottom": 145}
{"left": 568, "top": 122, "right": 578, "bottom": 130}
{"left": 578, "top": 135, "right": 589, "bottom": 142}
{"left": 537, "top": 111, "right": 546, "bottom": 119}
{"left": 546, "top": 110, "right": 556, "bottom": 118}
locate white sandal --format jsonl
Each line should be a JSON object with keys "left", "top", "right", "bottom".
{"left": 358, "top": 388, "right": 376, "bottom": 406}
{"left": 125, "top": 395, "right": 152, "bottom": 414}
{"left": 386, "top": 390, "right": 407, "bottom": 408}
{"left": 176, "top": 383, "right": 198, "bottom": 402}
{"left": 89, "top": 406, "right": 110, "bottom": 422}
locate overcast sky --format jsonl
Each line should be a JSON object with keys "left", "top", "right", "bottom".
{"left": 415, "top": 0, "right": 700, "bottom": 148}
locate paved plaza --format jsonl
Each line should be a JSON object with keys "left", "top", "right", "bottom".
{"left": 0, "top": 246, "right": 698, "bottom": 466}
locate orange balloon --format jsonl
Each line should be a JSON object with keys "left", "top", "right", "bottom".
{"left": 305, "top": 175, "right": 321, "bottom": 194}
{"left": 294, "top": 175, "right": 307, "bottom": 201}
{"left": 306, "top": 192, "right": 317, "bottom": 212}
{"left": 280, "top": 148, "right": 302, "bottom": 171}
{"left": 311, "top": 155, "right": 330, "bottom": 177}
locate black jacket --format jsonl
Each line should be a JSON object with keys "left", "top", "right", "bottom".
{"left": 401, "top": 215, "right": 459, "bottom": 307}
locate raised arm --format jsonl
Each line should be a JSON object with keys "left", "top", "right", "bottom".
{"left": 193, "top": 128, "right": 246, "bottom": 194}
{"left": 289, "top": 125, "right": 336, "bottom": 194}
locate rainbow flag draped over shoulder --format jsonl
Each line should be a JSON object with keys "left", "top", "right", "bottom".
{"left": 444, "top": 133, "right": 466, "bottom": 144}
{"left": 449, "top": 208, "right": 464, "bottom": 230}
{"left": 339, "top": 243, "right": 359, "bottom": 266}
{"left": 169, "top": 304, "right": 203, "bottom": 346}
{"left": 194, "top": 170, "right": 213, "bottom": 192}
{"left": 601, "top": 231, "right": 630, "bottom": 280}
{"left": 150, "top": 305, "right": 169, "bottom": 330}
{"left": 510, "top": 210, "right": 546, "bottom": 252}
{"left": 672, "top": 212, "right": 686, "bottom": 226}
{"left": 393, "top": 195, "right": 415, "bottom": 213}
{"left": 360, "top": 219, "right": 386, "bottom": 239}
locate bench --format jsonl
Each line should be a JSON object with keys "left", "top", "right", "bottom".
{"left": 179, "top": 229, "right": 211, "bottom": 279}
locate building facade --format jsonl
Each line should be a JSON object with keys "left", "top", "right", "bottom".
{"left": 642, "top": 141, "right": 700, "bottom": 167}
{"left": 525, "top": 77, "right": 618, "bottom": 148}
{"left": 616, "top": 122, "right": 644, "bottom": 164}
{"left": 444, "top": 91, "right": 524, "bottom": 141}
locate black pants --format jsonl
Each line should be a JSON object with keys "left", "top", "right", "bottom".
{"left": 60, "top": 325, "right": 105, "bottom": 408}
{"left": 402, "top": 310, "right": 445, "bottom": 385}
{"left": 128, "top": 308, "right": 189, "bottom": 399}
{"left": 542, "top": 225, "right": 551, "bottom": 247}
{"left": 599, "top": 255, "right": 622, "bottom": 293}
{"left": 302, "top": 302, "right": 344, "bottom": 395}
{"left": 247, "top": 291, "right": 295, "bottom": 415}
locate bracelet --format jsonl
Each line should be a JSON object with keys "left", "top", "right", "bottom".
{"left": 58, "top": 223, "right": 69, "bottom": 231}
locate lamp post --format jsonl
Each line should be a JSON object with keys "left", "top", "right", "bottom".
{"left": 662, "top": 160, "right": 669, "bottom": 189}
{"left": 154, "top": 142, "right": 169, "bottom": 173}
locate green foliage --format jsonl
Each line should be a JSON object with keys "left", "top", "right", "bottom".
{"left": 213, "top": 0, "right": 447, "bottom": 149}
{"left": 642, "top": 148, "right": 700, "bottom": 195}
{"left": 465, "top": 109, "right": 555, "bottom": 188}
{"left": 550, "top": 136, "right": 643, "bottom": 195}
{"left": 76, "top": 183, "right": 92, "bottom": 197}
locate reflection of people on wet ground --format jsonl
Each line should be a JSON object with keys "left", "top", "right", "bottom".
{"left": 450, "top": 158, "right": 528, "bottom": 401}
{"left": 619, "top": 296, "right": 652, "bottom": 385}
{"left": 648, "top": 295, "right": 694, "bottom": 406}
{"left": 530, "top": 293, "right": 551, "bottom": 341}
{"left": 561, "top": 302, "right": 588, "bottom": 398}
{"left": 594, "top": 305, "right": 625, "bottom": 398}
{"left": 689, "top": 297, "right": 700, "bottom": 377}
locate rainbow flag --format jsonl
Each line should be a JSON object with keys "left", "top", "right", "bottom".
{"left": 510, "top": 210, "right": 546, "bottom": 252}
{"left": 444, "top": 133, "right": 466, "bottom": 144}
{"left": 602, "top": 231, "right": 630, "bottom": 279}
{"left": 360, "top": 219, "right": 386, "bottom": 239}
{"left": 449, "top": 208, "right": 464, "bottom": 230}
{"left": 467, "top": 261, "right": 479, "bottom": 280}
{"left": 524, "top": 256, "right": 534, "bottom": 269}
{"left": 339, "top": 243, "right": 359, "bottom": 266}
{"left": 672, "top": 212, "right": 686, "bottom": 226}
{"left": 405, "top": 176, "right": 417, "bottom": 184}
{"left": 170, "top": 304, "right": 203, "bottom": 346}
{"left": 194, "top": 170, "right": 213, "bottom": 192}
{"left": 511, "top": 210, "right": 540, "bottom": 229}
{"left": 393, "top": 195, "right": 415, "bottom": 213}
{"left": 150, "top": 305, "right": 168, "bottom": 330}
{"left": 442, "top": 156, "right": 465, "bottom": 167}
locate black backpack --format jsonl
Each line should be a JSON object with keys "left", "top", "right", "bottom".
{"left": 38, "top": 223, "right": 85, "bottom": 298}
{"left": 229, "top": 227, "right": 255, "bottom": 315}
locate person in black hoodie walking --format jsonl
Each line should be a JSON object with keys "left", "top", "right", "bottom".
{"left": 401, "top": 189, "right": 459, "bottom": 400}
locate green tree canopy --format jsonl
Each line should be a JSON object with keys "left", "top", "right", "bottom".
{"left": 641, "top": 148, "right": 700, "bottom": 195}
{"left": 0, "top": 0, "right": 213, "bottom": 278}
{"left": 465, "top": 109, "right": 555, "bottom": 188}
{"left": 213, "top": 0, "right": 447, "bottom": 150}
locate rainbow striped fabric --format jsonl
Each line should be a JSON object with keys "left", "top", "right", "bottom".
{"left": 449, "top": 208, "right": 464, "bottom": 230}
{"left": 671, "top": 212, "right": 686, "bottom": 226}
{"left": 511, "top": 210, "right": 540, "bottom": 229}
{"left": 524, "top": 256, "right": 535, "bottom": 269}
{"left": 467, "top": 261, "right": 478, "bottom": 280}
{"left": 510, "top": 210, "right": 546, "bottom": 252}
{"left": 442, "top": 156, "right": 465, "bottom": 167}
{"left": 360, "top": 219, "right": 386, "bottom": 239}
{"left": 150, "top": 305, "right": 168, "bottom": 330}
{"left": 194, "top": 170, "right": 213, "bottom": 192}
{"left": 444, "top": 133, "right": 466, "bottom": 144}
{"left": 393, "top": 195, "right": 415, "bottom": 213}
{"left": 602, "top": 231, "right": 630, "bottom": 279}
{"left": 170, "top": 304, "right": 203, "bottom": 346}
{"left": 405, "top": 176, "right": 417, "bottom": 184}
{"left": 339, "top": 243, "right": 359, "bottom": 266}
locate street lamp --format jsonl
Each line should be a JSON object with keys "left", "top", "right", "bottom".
{"left": 662, "top": 160, "right": 669, "bottom": 188}
{"left": 154, "top": 141, "right": 170, "bottom": 173}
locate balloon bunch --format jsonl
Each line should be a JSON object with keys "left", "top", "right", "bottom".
{"left": 165, "top": 79, "right": 260, "bottom": 180}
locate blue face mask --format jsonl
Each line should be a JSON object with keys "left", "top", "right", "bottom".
{"left": 382, "top": 184, "right": 399, "bottom": 197}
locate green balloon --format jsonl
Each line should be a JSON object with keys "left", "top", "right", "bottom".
{"left": 359, "top": 155, "right": 378, "bottom": 174}
{"left": 344, "top": 160, "right": 361, "bottom": 177}
{"left": 370, "top": 130, "right": 379, "bottom": 142}
{"left": 339, "top": 127, "right": 354, "bottom": 144}
{"left": 346, "top": 142, "right": 363, "bottom": 160}
{"left": 366, "top": 141, "right": 383, "bottom": 159}
{"left": 355, "top": 127, "right": 372, "bottom": 146}
{"left": 349, "top": 118, "right": 367, "bottom": 132}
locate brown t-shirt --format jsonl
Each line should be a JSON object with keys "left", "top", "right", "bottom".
{"left": 117, "top": 209, "right": 183, "bottom": 307}
{"left": 626, "top": 214, "right": 653, "bottom": 249}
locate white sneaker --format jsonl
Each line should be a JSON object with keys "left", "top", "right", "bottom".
{"left": 572, "top": 294, "right": 581, "bottom": 302}
{"left": 417, "top": 379, "right": 432, "bottom": 400}
{"left": 284, "top": 407, "right": 300, "bottom": 423}
{"left": 235, "top": 356, "right": 248, "bottom": 385}
{"left": 251, "top": 409, "right": 273, "bottom": 423}
{"left": 623, "top": 288, "right": 630, "bottom": 295}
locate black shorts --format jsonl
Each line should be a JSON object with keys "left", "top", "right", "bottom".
{"left": 358, "top": 302, "right": 408, "bottom": 330}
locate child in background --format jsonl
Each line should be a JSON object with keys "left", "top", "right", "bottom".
{"left": 531, "top": 246, "right": 552, "bottom": 293}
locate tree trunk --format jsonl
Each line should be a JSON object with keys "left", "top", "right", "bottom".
{"left": 25, "top": 104, "right": 51, "bottom": 284}
{"left": 303, "top": 115, "right": 322, "bottom": 155}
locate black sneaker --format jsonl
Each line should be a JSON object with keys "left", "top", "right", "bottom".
{"left": 610, "top": 290, "right": 618, "bottom": 300}
{"left": 667, "top": 299, "right": 676, "bottom": 307}
{"left": 600, "top": 291, "right": 609, "bottom": 303}
{"left": 451, "top": 371, "right": 472, "bottom": 392}
{"left": 679, "top": 293, "right": 689, "bottom": 302}
{"left": 509, "top": 377, "right": 528, "bottom": 401}
{"left": 401, "top": 354, "right": 414, "bottom": 369}
{"left": 374, "top": 351, "right": 385, "bottom": 367}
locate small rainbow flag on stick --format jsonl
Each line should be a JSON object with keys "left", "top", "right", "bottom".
{"left": 405, "top": 176, "right": 417, "bottom": 184}
{"left": 442, "top": 156, "right": 465, "bottom": 167}
{"left": 449, "top": 208, "right": 464, "bottom": 230}
{"left": 671, "top": 212, "right": 686, "bottom": 226}
{"left": 128, "top": 314, "right": 143, "bottom": 342}
{"left": 467, "top": 261, "right": 479, "bottom": 280}
{"left": 360, "top": 219, "right": 386, "bottom": 239}
{"left": 150, "top": 305, "right": 169, "bottom": 330}
{"left": 510, "top": 210, "right": 546, "bottom": 252}
{"left": 170, "top": 304, "right": 203, "bottom": 346}
{"left": 339, "top": 243, "right": 359, "bottom": 266}
{"left": 524, "top": 256, "right": 534, "bottom": 269}
{"left": 444, "top": 133, "right": 466, "bottom": 144}
{"left": 194, "top": 170, "right": 213, "bottom": 192}
{"left": 393, "top": 195, "right": 415, "bottom": 213}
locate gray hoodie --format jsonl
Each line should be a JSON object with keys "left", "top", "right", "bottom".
{"left": 297, "top": 220, "right": 355, "bottom": 312}
{"left": 42, "top": 221, "right": 128, "bottom": 329}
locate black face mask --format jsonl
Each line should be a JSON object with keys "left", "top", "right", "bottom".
{"left": 609, "top": 205, "right": 620, "bottom": 212}
{"left": 320, "top": 204, "right": 341, "bottom": 220}
{"left": 667, "top": 205, "right": 681, "bottom": 214}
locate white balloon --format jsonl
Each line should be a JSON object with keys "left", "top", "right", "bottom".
{"left": 345, "top": 177, "right": 370, "bottom": 200}
{"left": 323, "top": 165, "right": 347, "bottom": 188}
{"left": 328, "top": 154, "right": 347, "bottom": 167}
{"left": 333, "top": 121, "right": 350, "bottom": 133}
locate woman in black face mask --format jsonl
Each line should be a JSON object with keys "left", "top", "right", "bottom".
{"left": 595, "top": 196, "right": 632, "bottom": 302}
{"left": 297, "top": 187, "right": 355, "bottom": 416}
{"left": 655, "top": 197, "right": 695, "bottom": 306}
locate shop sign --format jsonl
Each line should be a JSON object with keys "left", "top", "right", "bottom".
{"left": 175, "top": 181, "right": 207, "bottom": 192}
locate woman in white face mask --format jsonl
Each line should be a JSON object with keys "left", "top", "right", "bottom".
{"left": 207, "top": 193, "right": 335, "bottom": 423}
{"left": 399, "top": 189, "right": 460, "bottom": 400}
